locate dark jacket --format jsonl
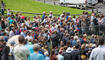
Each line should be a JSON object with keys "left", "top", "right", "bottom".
{"left": 71, "top": 49, "right": 81, "bottom": 60}
{"left": 51, "top": 34, "right": 59, "bottom": 48}
{"left": 93, "top": 18, "right": 98, "bottom": 25}
{"left": 64, "top": 53, "right": 72, "bottom": 60}
{"left": 0, "top": 45, "right": 10, "bottom": 60}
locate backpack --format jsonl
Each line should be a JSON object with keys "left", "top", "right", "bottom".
{"left": 71, "top": 50, "right": 81, "bottom": 60}
{"left": 64, "top": 53, "right": 72, "bottom": 60}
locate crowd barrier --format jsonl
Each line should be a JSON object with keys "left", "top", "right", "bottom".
{"left": 78, "top": 24, "right": 105, "bottom": 36}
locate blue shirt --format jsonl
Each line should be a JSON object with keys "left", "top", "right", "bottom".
{"left": 28, "top": 53, "right": 45, "bottom": 60}
{"left": 72, "top": 40, "right": 77, "bottom": 47}
{"left": 4, "top": 36, "right": 8, "bottom": 42}
{"left": 25, "top": 43, "right": 34, "bottom": 53}
{"left": 60, "top": 22, "right": 63, "bottom": 25}
{"left": 79, "top": 38, "right": 84, "bottom": 44}
{"left": 8, "top": 17, "right": 11, "bottom": 20}
{"left": 66, "top": 16, "right": 69, "bottom": 20}
{"left": 21, "top": 32, "right": 26, "bottom": 37}
{"left": 42, "top": 14, "right": 45, "bottom": 21}
{"left": 9, "top": 19, "right": 14, "bottom": 24}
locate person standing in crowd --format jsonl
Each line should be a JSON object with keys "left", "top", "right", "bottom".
{"left": 9, "top": 17, "right": 14, "bottom": 26}
{"left": 71, "top": 45, "right": 81, "bottom": 60}
{"left": 20, "top": 29, "right": 26, "bottom": 37}
{"left": 1, "top": 1, "right": 5, "bottom": 15}
{"left": 89, "top": 36, "right": 105, "bottom": 60}
{"left": 28, "top": 44, "right": 45, "bottom": 60}
{"left": 42, "top": 12, "right": 46, "bottom": 21}
{"left": 0, "top": 22, "right": 2, "bottom": 31}
{"left": 9, "top": 28, "right": 15, "bottom": 38}
{"left": 71, "top": 36, "right": 78, "bottom": 47}
{"left": 81, "top": 17, "right": 86, "bottom": 34}
{"left": 49, "top": 11, "right": 53, "bottom": 18}
{"left": 25, "top": 39, "right": 34, "bottom": 53}
{"left": 1, "top": 17, "right": 6, "bottom": 29}
{"left": 25, "top": 32, "right": 33, "bottom": 41}
{"left": 4, "top": 32, "right": 8, "bottom": 42}
{"left": 63, "top": 47, "right": 73, "bottom": 60}
{"left": 44, "top": 52, "right": 50, "bottom": 60}
{"left": 81, "top": 44, "right": 87, "bottom": 60}
{"left": 57, "top": 50, "right": 64, "bottom": 60}
{"left": 14, "top": 35, "right": 30, "bottom": 60}
{"left": 50, "top": 50, "right": 58, "bottom": 60}
{"left": 93, "top": 15, "right": 98, "bottom": 34}
{"left": 9, "top": 41, "right": 15, "bottom": 60}
{"left": 0, "top": 36, "right": 10, "bottom": 60}
{"left": 7, "top": 9, "right": 11, "bottom": 15}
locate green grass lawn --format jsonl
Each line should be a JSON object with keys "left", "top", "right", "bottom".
{"left": 4, "top": 0, "right": 87, "bottom": 16}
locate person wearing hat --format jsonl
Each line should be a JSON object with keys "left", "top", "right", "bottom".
{"left": 63, "top": 47, "right": 73, "bottom": 60}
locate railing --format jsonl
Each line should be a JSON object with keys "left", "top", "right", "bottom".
{"left": 78, "top": 24, "right": 105, "bottom": 36}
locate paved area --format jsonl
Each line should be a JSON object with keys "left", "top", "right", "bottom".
{"left": 94, "top": 3, "right": 105, "bottom": 14}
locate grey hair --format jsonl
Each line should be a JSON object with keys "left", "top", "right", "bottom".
{"left": 33, "top": 44, "right": 40, "bottom": 51}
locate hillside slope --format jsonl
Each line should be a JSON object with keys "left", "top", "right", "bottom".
{"left": 4, "top": 0, "right": 84, "bottom": 16}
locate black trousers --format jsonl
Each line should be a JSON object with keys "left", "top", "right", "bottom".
{"left": 1, "top": 9, "right": 4, "bottom": 15}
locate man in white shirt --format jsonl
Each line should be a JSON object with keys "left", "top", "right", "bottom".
{"left": 89, "top": 36, "right": 105, "bottom": 60}
{"left": 25, "top": 32, "right": 33, "bottom": 41}
{"left": 14, "top": 35, "right": 30, "bottom": 60}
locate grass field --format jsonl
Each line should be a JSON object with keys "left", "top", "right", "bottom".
{"left": 4, "top": 0, "right": 87, "bottom": 16}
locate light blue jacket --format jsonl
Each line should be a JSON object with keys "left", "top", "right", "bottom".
{"left": 28, "top": 53, "right": 45, "bottom": 60}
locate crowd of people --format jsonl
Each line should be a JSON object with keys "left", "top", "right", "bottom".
{"left": 0, "top": 7, "right": 105, "bottom": 60}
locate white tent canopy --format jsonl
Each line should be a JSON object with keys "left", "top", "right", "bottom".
{"left": 7, "top": 35, "right": 20, "bottom": 46}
